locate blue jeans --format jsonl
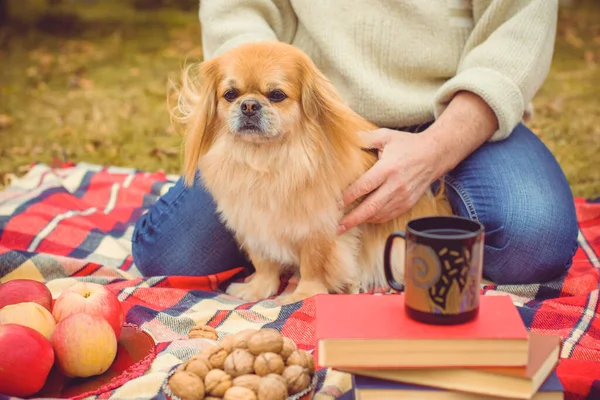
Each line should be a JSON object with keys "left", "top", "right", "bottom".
{"left": 131, "top": 123, "right": 579, "bottom": 285}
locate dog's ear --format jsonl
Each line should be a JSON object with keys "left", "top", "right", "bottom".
{"left": 174, "top": 59, "right": 220, "bottom": 187}
{"left": 300, "top": 61, "right": 346, "bottom": 126}
{"left": 299, "top": 57, "right": 376, "bottom": 151}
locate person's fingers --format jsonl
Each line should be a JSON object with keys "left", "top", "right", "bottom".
{"left": 357, "top": 128, "right": 391, "bottom": 150}
{"left": 338, "top": 182, "right": 395, "bottom": 234}
{"left": 341, "top": 161, "right": 391, "bottom": 208}
{"left": 367, "top": 196, "right": 408, "bottom": 223}
{"left": 367, "top": 182, "right": 424, "bottom": 224}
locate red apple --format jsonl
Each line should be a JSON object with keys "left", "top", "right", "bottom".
{"left": 51, "top": 313, "right": 117, "bottom": 378}
{"left": 0, "top": 279, "right": 53, "bottom": 311}
{"left": 52, "top": 282, "right": 124, "bottom": 338}
{"left": 0, "top": 323, "right": 55, "bottom": 397}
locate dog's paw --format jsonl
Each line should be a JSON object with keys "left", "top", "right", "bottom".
{"left": 276, "top": 292, "right": 314, "bottom": 305}
{"left": 346, "top": 282, "right": 361, "bottom": 294}
{"left": 226, "top": 281, "right": 278, "bottom": 302}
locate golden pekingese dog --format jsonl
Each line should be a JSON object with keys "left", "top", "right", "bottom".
{"left": 172, "top": 41, "right": 452, "bottom": 304}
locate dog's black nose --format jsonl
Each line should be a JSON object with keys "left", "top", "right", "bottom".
{"left": 241, "top": 100, "right": 262, "bottom": 116}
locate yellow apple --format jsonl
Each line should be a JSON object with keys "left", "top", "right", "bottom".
{"left": 52, "top": 282, "right": 124, "bottom": 338}
{"left": 51, "top": 313, "right": 117, "bottom": 378}
{"left": 0, "top": 301, "right": 56, "bottom": 339}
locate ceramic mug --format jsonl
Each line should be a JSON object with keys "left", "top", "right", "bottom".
{"left": 384, "top": 216, "right": 485, "bottom": 325}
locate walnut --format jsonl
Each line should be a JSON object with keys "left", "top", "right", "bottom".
{"left": 204, "top": 369, "right": 233, "bottom": 397}
{"left": 179, "top": 355, "right": 212, "bottom": 380}
{"left": 233, "top": 329, "right": 259, "bottom": 350}
{"left": 247, "top": 329, "right": 283, "bottom": 355}
{"left": 282, "top": 365, "right": 311, "bottom": 395}
{"left": 286, "top": 350, "right": 315, "bottom": 375}
{"left": 280, "top": 337, "right": 297, "bottom": 361}
{"left": 200, "top": 345, "right": 229, "bottom": 369}
{"left": 253, "top": 352, "right": 284, "bottom": 377}
{"left": 224, "top": 349, "right": 255, "bottom": 377}
{"left": 232, "top": 374, "right": 261, "bottom": 394}
{"left": 220, "top": 334, "right": 236, "bottom": 353}
{"left": 257, "top": 373, "right": 287, "bottom": 400}
{"left": 168, "top": 370, "right": 205, "bottom": 400}
{"left": 223, "top": 386, "right": 257, "bottom": 400}
{"left": 189, "top": 324, "right": 218, "bottom": 341}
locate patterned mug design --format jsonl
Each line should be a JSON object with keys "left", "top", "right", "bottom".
{"left": 384, "top": 216, "right": 484, "bottom": 324}
{"left": 408, "top": 243, "right": 441, "bottom": 289}
{"left": 406, "top": 242, "right": 481, "bottom": 315}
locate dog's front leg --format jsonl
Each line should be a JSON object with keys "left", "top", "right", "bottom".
{"left": 226, "top": 252, "right": 281, "bottom": 302}
{"left": 277, "top": 232, "right": 360, "bottom": 305}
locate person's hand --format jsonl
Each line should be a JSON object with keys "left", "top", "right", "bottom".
{"left": 337, "top": 128, "right": 442, "bottom": 234}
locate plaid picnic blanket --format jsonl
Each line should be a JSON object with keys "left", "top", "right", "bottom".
{"left": 0, "top": 162, "right": 598, "bottom": 400}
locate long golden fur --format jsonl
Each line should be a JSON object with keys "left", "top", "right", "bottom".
{"left": 172, "top": 41, "right": 452, "bottom": 304}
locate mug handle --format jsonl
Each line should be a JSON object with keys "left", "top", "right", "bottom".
{"left": 384, "top": 231, "right": 406, "bottom": 292}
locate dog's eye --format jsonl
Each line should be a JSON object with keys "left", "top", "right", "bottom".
{"left": 267, "top": 90, "right": 287, "bottom": 102}
{"left": 223, "top": 89, "right": 239, "bottom": 102}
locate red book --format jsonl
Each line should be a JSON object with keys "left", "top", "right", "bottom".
{"left": 315, "top": 293, "right": 529, "bottom": 368}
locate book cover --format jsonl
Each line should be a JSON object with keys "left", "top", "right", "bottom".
{"left": 341, "top": 332, "right": 561, "bottom": 399}
{"left": 315, "top": 293, "right": 529, "bottom": 368}
{"left": 353, "top": 369, "right": 564, "bottom": 400}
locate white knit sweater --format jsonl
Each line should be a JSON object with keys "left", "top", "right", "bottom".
{"left": 198, "top": 0, "right": 558, "bottom": 141}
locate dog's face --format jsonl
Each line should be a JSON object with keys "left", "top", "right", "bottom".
{"left": 176, "top": 41, "right": 353, "bottom": 186}
{"left": 215, "top": 50, "right": 304, "bottom": 144}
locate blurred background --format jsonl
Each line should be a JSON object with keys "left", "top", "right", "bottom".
{"left": 0, "top": 0, "right": 598, "bottom": 198}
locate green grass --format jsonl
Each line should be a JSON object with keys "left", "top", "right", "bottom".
{"left": 1, "top": 0, "right": 599, "bottom": 198}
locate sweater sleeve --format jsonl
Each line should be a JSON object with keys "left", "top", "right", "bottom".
{"left": 433, "top": 0, "right": 558, "bottom": 141}
{"left": 198, "top": 0, "right": 298, "bottom": 60}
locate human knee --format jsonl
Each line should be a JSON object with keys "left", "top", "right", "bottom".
{"left": 482, "top": 200, "right": 578, "bottom": 285}
{"left": 130, "top": 176, "right": 253, "bottom": 276}
{"left": 131, "top": 214, "right": 166, "bottom": 276}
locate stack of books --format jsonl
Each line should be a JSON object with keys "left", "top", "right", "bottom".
{"left": 314, "top": 293, "right": 564, "bottom": 399}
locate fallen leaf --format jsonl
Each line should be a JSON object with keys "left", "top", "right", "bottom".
{"left": 2, "top": 173, "right": 16, "bottom": 187}
{"left": 68, "top": 76, "right": 94, "bottom": 90}
{"left": 584, "top": 50, "right": 597, "bottom": 68}
{"left": 117, "top": 104, "right": 134, "bottom": 119}
{"left": 9, "top": 147, "right": 28, "bottom": 156}
{"left": 108, "top": 146, "right": 119, "bottom": 157}
{"left": 165, "top": 125, "right": 177, "bottom": 135}
{"left": 149, "top": 147, "right": 178, "bottom": 160}
{"left": 58, "top": 126, "right": 74, "bottom": 137}
{"left": 39, "top": 54, "right": 54, "bottom": 67}
{"left": 149, "top": 148, "right": 163, "bottom": 161}
{"left": 548, "top": 96, "right": 564, "bottom": 113}
{"left": 85, "top": 143, "right": 97, "bottom": 154}
{"left": 564, "top": 27, "right": 584, "bottom": 48}
{"left": 0, "top": 114, "right": 13, "bottom": 129}
{"left": 85, "top": 139, "right": 103, "bottom": 154}
{"left": 26, "top": 66, "right": 39, "bottom": 78}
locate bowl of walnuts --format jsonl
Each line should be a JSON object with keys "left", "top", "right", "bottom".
{"left": 164, "top": 326, "right": 317, "bottom": 400}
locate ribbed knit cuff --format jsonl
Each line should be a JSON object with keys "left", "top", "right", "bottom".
{"left": 207, "top": 33, "right": 278, "bottom": 58}
{"left": 433, "top": 67, "right": 525, "bottom": 142}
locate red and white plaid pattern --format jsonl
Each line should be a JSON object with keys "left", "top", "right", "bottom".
{"left": 0, "top": 162, "right": 598, "bottom": 400}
